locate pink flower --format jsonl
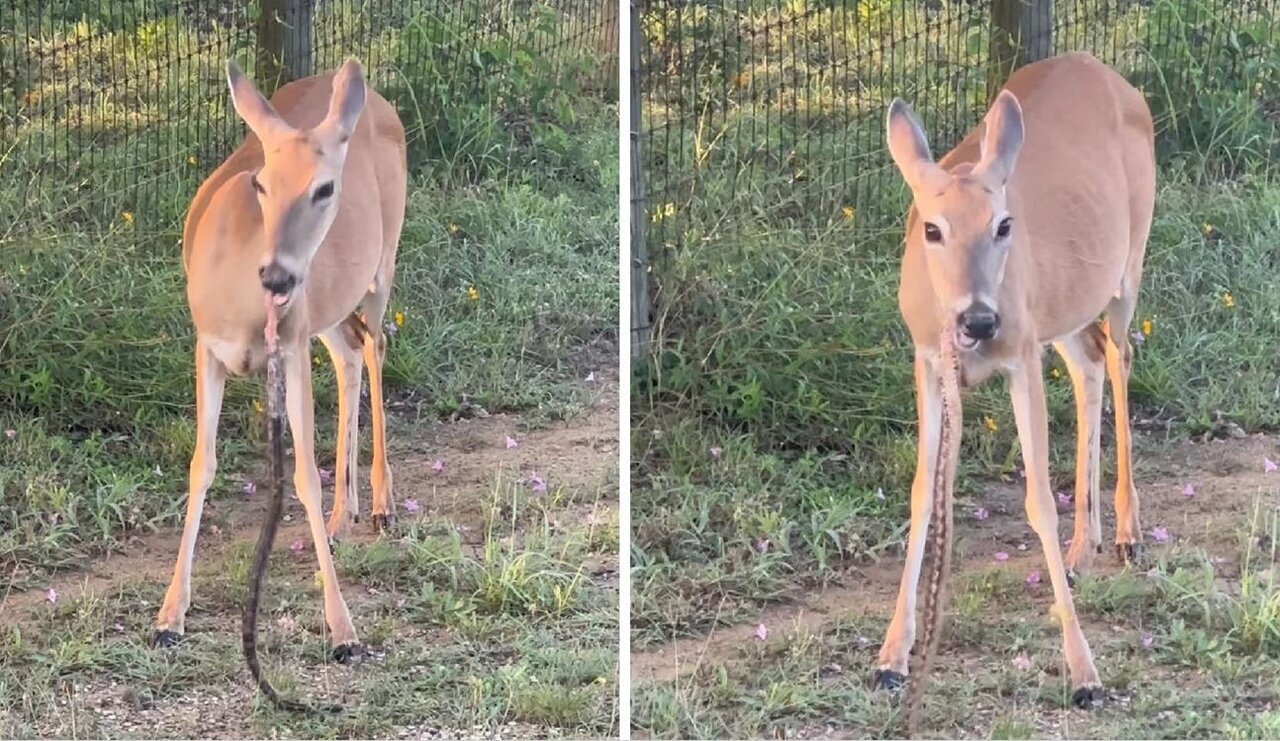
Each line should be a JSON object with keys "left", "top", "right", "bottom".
{"left": 504, "top": 435, "right": 518, "bottom": 450}
{"left": 431, "top": 459, "right": 444, "bottom": 473}
{"left": 709, "top": 446, "right": 722, "bottom": 459}
{"left": 385, "top": 321, "right": 398, "bottom": 336}
{"left": 1012, "top": 653, "right": 1032, "bottom": 671}
{"left": 1057, "top": 491, "right": 1072, "bottom": 509}
{"left": 1266, "top": 457, "right": 1278, "bottom": 473}
{"left": 1140, "top": 632, "right": 1155, "bottom": 650}
{"left": 403, "top": 498, "right": 420, "bottom": 514}
{"left": 994, "top": 551, "right": 1010, "bottom": 562}
{"left": 290, "top": 538, "right": 305, "bottom": 554}
{"left": 1182, "top": 483, "right": 1195, "bottom": 498}
{"left": 974, "top": 507, "right": 989, "bottom": 521}
{"left": 318, "top": 468, "right": 334, "bottom": 486}
{"left": 1026, "top": 570, "right": 1042, "bottom": 586}
{"left": 754, "top": 623, "right": 768, "bottom": 641}
{"left": 3, "top": 429, "right": 14, "bottom": 439}
{"left": 45, "top": 588, "right": 57, "bottom": 604}
{"left": 1131, "top": 331, "right": 1145, "bottom": 347}
{"left": 242, "top": 481, "right": 256, "bottom": 496}
{"left": 530, "top": 474, "right": 547, "bottom": 494}
{"left": 755, "top": 538, "right": 770, "bottom": 554}
{"left": 1150, "top": 526, "right": 1170, "bottom": 543}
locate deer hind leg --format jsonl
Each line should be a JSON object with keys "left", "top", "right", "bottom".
{"left": 1009, "top": 350, "right": 1103, "bottom": 708}
{"left": 361, "top": 275, "right": 396, "bottom": 532}
{"left": 1103, "top": 292, "right": 1143, "bottom": 564}
{"left": 319, "top": 322, "right": 366, "bottom": 541}
{"left": 874, "top": 353, "right": 941, "bottom": 688}
{"left": 284, "top": 338, "right": 359, "bottom": 655}
{"left": 155, "top": 341, "right": 227, "bottom": 645}
{"left": 1053, "top": 325, "right": 1107, "bottom": 578}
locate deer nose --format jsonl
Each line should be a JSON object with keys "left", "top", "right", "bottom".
{"left": 959, "top": 304, "right": 1000, "bottom": 340}
{"left": 258, "top": 262, "right": 297, "bottom": 296}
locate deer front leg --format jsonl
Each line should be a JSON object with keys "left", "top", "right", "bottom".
{"left": 155, "top": 341, "right": 227, "bottom": 645}
{"left": 319, "top": 325, "right": 364, "bottom": 540}
{"left": 874, "top": 353, "right": 942, "bottom": 688}
{"left": 284, "top": 338, "right": 360, "bottom": 658}
{"left": 1054, "top": 327, "right": 1106, "bottom": 578}
{"left": 1009, "top": 349, "right": 1103, "bottom": 708}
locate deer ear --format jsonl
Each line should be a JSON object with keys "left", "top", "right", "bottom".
{"left": 323, "top": 59, "right": 367, "bottom": 140}
{"left": 974, "top": 90, "right": 1024, "bottom": 186}
{"left": 226, "top": 60, "right": 290, "bottom": 141}
{"left": 886, "top": 98, "right": 945, "bottom": 193}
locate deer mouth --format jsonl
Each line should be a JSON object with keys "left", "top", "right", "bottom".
{"left": 954, "top": 327, "right": 980, "bottom": 351}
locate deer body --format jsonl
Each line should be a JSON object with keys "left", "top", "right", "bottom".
{"left": 876, "top": 52, "right": 1155, "bottom": 710}
{"left": 155, "top": 61, "right": 407, "bottom": 657}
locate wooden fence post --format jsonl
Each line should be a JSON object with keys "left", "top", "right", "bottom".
{"left": 629, "top": 0, "right": 651, "bottom": 360}
{"left": 257, "top": 0, "right": 314, "bottom": 93}
{"left": 988, "top": 0, "right": 1053, "bottom": 102}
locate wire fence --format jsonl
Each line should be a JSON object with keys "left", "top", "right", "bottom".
{"left": 1, "top": 0, "right": 618, "bottom": 234}
{"left": 632, "top": 0, "right": 1280, "bottom": 347}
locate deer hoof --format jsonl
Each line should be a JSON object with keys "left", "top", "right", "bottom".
{"left": 371, "top": 513, "right": 396, "bottom": 533}
{"left": 332, "top": 642, "right": 363, "bottom": 663}
{"left": 152, "top": 630, "right": 182, "bottom": 648}
{"left": 1115, "top": 542, "right": 1145, "bottom": 565}
{"left": 872, "top": 668, "right": 907, "bottom": 691}
{"left": 1071, "top": 684, "right": 1106, "bottom": 709}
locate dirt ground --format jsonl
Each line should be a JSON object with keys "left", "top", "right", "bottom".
{"left": 0, "top": 373, "right": 619, "bottom": 739}
{"left": 632, "top": 432, "right": 1280, "bottom": 738}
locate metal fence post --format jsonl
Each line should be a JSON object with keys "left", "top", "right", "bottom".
{"left": 257, "top": 0, "right": 315, "bottom": 92}
{"left": 629, "top": 0, "right": 651, "bottom": 360}
{"left": 988, "top": 0, "right": 1053, "bottom": 101}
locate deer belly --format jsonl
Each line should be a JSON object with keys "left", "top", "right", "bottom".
{"left": 205, "top": 335, "right": 268, "bottom": 376}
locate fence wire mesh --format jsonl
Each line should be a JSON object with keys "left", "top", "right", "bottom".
{"left": 633, "top": 0, "right": 1280, "bottom": 344}
{"left": 1, "top": 0, "right": 618, "bottom": 234}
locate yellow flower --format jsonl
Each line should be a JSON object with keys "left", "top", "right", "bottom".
{"left": 652, "top": 202, "right": 676, "bottom": 223}
{"left": 841, "top": 206, "right": 854, "bottom": 221}
{"left": 447, "top": 223, "right": 460, "bottom": 235}
{"left": 1141, "top": 318, "right": 1152, "bottom": 336}
{"left": 252, "top": 399, "right": 264, "bottom": 414}
{"left": 1222, "top": 291, "right": 1235, "bottom": 308}
{"left": 984, "top": 416, "right": 998, "bottom": 433}
{"left": 312, "top": 354, "right": 322, "bottom": 367}
{"left": 394, "top": 311, "right": 405, "bottom": 327}
{"left": 187, "top": 154, "right": 197, "bottom": 166}
{"left": 1050, "top": 367, "right": 1062, "bottom": 379}
{"left": 466, "top": 286, "right": 479, "bottom": 302}
{"left": 1202, "top": 222, "right": 1215, "bottom": 236}
{"left": 122, "top": 211, "right": 134, "bottom": 224}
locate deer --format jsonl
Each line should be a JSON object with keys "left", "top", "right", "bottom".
{"left": 872, "top": 51, "right": 1155, "bottom": 721}
{"left": 151, "top": 58, "right": 408, "bottom": 677}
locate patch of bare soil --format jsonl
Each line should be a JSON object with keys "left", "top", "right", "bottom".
{"left": 0, "top": 371, "right": 619, "bottom": 638}
{"left": 631, "top": 432, "right": 1280, "bottom": 685}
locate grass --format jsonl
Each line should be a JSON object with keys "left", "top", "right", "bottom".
{"left": 633, "top": 0, "right": 1280, "bottom": 737}
{"left": 0, "top": 471, "right": 619, "bottom": 737}
{"left": 633, "top": 490, "right": 1280, "bottom": 739}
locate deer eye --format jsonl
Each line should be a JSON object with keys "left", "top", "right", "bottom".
{"left": 996, "top": 217, "right": 1013, "bottom": 238}
{"left": 312, "top": 181, "right": 335, "bottom": 203}
{"left": 923, "top": 222, "right": 943, "bottom": 243}
{"left": 250, "top": 175, "right": 266, "bottom": 195}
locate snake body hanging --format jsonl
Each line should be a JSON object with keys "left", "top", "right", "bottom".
{"left": 905, "top": 322, "right": 964, "bottom": 737}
